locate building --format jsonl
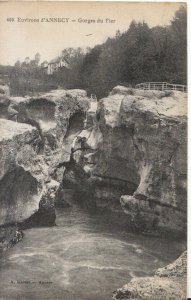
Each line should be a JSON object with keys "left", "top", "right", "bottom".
{"left": 24, "top": 57, "right": 30, "bottom": 65}
{"left": 46, "top": 56, "right": 70, "bottom": 75}
{"left": 41, "top": 61, "right": 49, "bottom": 74}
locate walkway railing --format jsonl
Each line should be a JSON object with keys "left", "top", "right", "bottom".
{"left": 135, "top": 82, "right": 187, "bottom": 93}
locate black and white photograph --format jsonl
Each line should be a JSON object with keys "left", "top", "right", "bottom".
{"left": 0, "top": 1, "right": 188, "bottom": 299}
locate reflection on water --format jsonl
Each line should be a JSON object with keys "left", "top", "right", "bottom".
{"left": 0, "top": 206, "right": 185, "bottom": 300}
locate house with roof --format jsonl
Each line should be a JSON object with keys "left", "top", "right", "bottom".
{"left": 43, "top": 56, "right": 70, "bottom": 75}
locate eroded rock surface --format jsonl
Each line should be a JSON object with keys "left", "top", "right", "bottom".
{"left": 0, "top": 86, "right": 187, "bottom": 297}
{"left": 70, "top": 86, "right": 187, "bottom": 235}
{"left": 0, "top": 119, "right": 41, "bottom": 225}
{"left": 0, "top": 89, "right": 90, "bottom": 248}
{"left": 113, "top": 251, "right": 187, "bottom": 300}
{"left": 0, "top": 225, "right": 23, "bottom": 253}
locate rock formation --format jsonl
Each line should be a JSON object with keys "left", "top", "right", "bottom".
{"left": 69, "top": 86, "right": 187, "bottom": 235}
{"left": 113, "top": 250, "right": 187, "bottom": 300}
{"left": 0, "top": 89, "right": 90, "bottom": 251}
{"left": 0, "top": 85, "right": 187, "bottom": 296}
{"left": 0, "top": 119, "right": 40, "bottom": 226}
{"left": 1, "top": 86, "right": 186, "bottom": 237}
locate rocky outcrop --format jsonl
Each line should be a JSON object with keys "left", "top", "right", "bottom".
{"left": 70, "top": 86, "right": 187, "bottom": 235}
{"left": 118, "top": 88, "right": 187, "bottom": 235}
{"left": 0, "top": 85, "right": 187, "bottom": 245}
{"left": 113, "top": 251, "right": 187, "bottom": 300}
{"left": 0, "top": 118, "right": 59, "bottom": 228}
{"left": 0, "top": 89, "right": 90, "bottom": 248}
{"left": 0, "top": 225, "right": 23, "bottom": 253}
{"left": 8, "top": 89, "right": 89, "bottom": 149}
{"left": 0, "top": 119, "right": 41, "bottom": 225}
{"left": 0, "top": 85, "right": 187, "bottom": 300}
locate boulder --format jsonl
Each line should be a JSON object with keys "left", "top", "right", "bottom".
{"left": 0, "top": 119, "right": 41, "bottom": 225}
{"left": 113, "top": 251, "right": 187, "bottom": 300}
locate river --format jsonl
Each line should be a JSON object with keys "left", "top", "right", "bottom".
{"left": 0, "top": 204, "right": 185, "bottom": 300}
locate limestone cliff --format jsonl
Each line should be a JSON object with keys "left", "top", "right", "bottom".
{"left": 0, "top": 85, "right": 187, "bottom": 242}
{"left": 68, "top": 88, "right": 187, "bottom": 298}
{"left": 0, "top": 89, "right": 90, "bottom": 251}
{"left": 0, "top": 119, "right": 41, "bottom": 225}
{"left": 71, "top": 86, "right": 187, "bottom": 235}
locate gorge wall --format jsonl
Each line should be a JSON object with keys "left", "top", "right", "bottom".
{"left": 0, "top": 86, "right": 187, "bottom": 298}
{"left": 0, "top": 89, "right": 90, "bottom": 251}
{"left": 69, "top": 86, "right": 187, "bottom": 236}
{"left": 0, "top": 85, "right": 187, "bottom": 240}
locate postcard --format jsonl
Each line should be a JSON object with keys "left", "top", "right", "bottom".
{"left": 0, "top": 2, "right": 188, "bottom": 299}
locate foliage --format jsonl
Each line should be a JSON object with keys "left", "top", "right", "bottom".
{"left": 0, "top": 6, "right": 187, "bottom": 98}
{"left": 79, "top": 5, "right": 187, "bottom": 98}
{"left": 9, "top": 64, "right": 57, "bottom": 96}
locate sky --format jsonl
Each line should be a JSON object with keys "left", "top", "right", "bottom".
{"left": 0, "top": 1, "right": 185, "bottom": 65}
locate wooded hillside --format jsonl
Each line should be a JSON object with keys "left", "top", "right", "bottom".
{"left": 1, "top": 5, "right": 186, "bottom": 98}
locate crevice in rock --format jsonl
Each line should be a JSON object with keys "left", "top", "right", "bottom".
{"left": 91, "top": 173, "right": 137, "bottom": 192}
{"left": 64, "top": 111, "right": 86, "bottom": 139}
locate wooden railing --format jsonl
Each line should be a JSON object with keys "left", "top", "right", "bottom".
{"left": 135, "top": 82, "right": 187, "bottom": 93}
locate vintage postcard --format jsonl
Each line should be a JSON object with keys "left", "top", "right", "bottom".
{"left": 0, "top": 1, "right": 188, "bottom": 299}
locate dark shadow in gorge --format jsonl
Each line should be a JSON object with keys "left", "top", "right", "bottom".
{"left": 64, "top": 111, "right": 86, "bottom": 140}
{"left": 55, "top": 170, "right": 139, "bottom": 233}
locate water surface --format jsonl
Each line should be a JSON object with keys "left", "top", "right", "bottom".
{"left": 0, "top": 206, "right": 185, "bottom": 300}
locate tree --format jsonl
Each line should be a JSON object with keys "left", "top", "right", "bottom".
{"left": 8, "top": 5, "right": 187, "bottom": 97}
{"left": 170, "top": 5, "right": 187, "bottom": 83}
{"left": 35, "top": 53, "right": 41, "bottom": 65}
{"left": 14, "top": 60, "right": 21, "bottom": 69}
